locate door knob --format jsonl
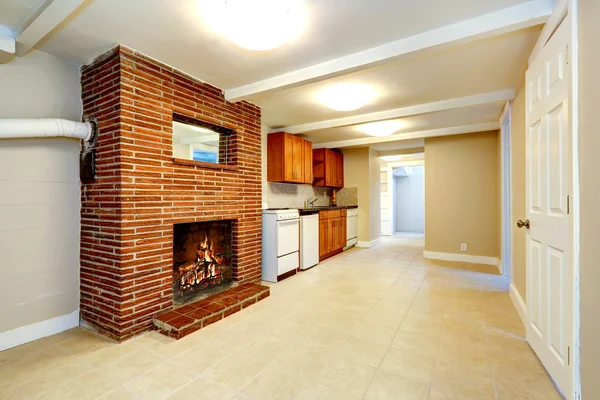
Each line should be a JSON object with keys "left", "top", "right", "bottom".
{"left": 517, "top": 219, "right": 530, "bottom": 229}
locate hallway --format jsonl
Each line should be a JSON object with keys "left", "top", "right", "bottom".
{"left": 0, "top": 237, "right": 560, "bottom": 399}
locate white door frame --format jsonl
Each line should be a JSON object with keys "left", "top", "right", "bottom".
{"left": 500, "top": 101, "right": 513, "bottom": 277}
{"left": 380, "top": 166, "right": 393, "bottom": 236}
{"left": 385, "top": 160, "right": 425, "bottom": 236}
{"left": 389, "top": 161, "right": 425, "bottom": 236}
{"left": 567, "top": 1, "right": 581, "bottom": 398}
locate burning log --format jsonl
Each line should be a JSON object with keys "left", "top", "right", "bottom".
{"left": 172, "top": 221, "right": 233, "bottom": 302}
{"left": 176, "top": 241, "right": 225, "bottom": 292}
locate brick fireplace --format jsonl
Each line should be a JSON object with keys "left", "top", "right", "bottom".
{"left": 80, "top": 45, "right": 264, "bottom": 341}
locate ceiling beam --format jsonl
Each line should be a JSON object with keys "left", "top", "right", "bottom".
{"left": 378, "top": 148, "right": 425, "bottom": 157}
{"left": 16, "top": 0, "right": 85, "bottom": 56}
{"left": 313, "top": 122, "right": 500, "bottom": 149}
{"left": 225, "top": 0, "right": 551, "bottom": 101}
{"left": 274, "top": 89, "right": 515, "bottom": 134}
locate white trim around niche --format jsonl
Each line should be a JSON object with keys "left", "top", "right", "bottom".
{"left": 0, "top": 310, "right": 79, "bottom": 352}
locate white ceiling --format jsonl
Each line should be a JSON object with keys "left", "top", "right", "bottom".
{"left": 1, "top": 0, "right": 549, "bottom": 155}
{"left": 0, "top": 0, "right": 46, "bottom": 34}
{"left": 301, "top": 102, "right": 505, "bottom": 144}
{"left": 369, "top": 138, "right": 425, "bottom": 153}
{"left": 258, "top": 27, "right": 540, "bottom": 128}
{"left": 36, "top": 0, "right": 534, "bottom": 89}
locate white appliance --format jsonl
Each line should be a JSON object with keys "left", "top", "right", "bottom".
{"left": 346, "top": 208, "right": 358, "bottom": 249}
{"left": 300, "top": 214, "right": 319, "bottom": 270}
{"left": 262, "top": 209, "right": 300, "bottom": 282}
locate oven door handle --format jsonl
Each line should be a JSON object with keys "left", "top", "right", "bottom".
{"left": 278, "top": 219, "right": 299, "bottom": 225}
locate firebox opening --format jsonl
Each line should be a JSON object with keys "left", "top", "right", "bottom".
{"left": 173, "top": 220, "right": 234, "bottom": 305}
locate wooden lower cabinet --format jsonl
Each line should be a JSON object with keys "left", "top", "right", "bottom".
{"left": 319, "top": 210, "right": 347, "bottom": 261}
{"left": 337, "top": 217, "right": 346, "bottom": 250}
{"left": 319, "top": 219, "right": 329, "bottom": 257}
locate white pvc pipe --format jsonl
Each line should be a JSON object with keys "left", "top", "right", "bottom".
{"left": 0, "top": 118, "right": 93, "bottom": 141}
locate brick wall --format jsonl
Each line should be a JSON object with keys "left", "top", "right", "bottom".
{"left": 80, "top": 45, "right": 262, "bottom": 341}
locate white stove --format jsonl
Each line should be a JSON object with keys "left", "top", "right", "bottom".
{"left": 262, "top": 209, "right": 300, "bottom": 282}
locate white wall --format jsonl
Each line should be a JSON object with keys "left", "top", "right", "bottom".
{"left": 394, "top": 166, "right": 425, "bottom": 233}
{"left": 0, "top": 50, "right": 82, "bottom": 344}
{"left": 0, "top": 50, "right": 82, "bottom": 119}
{"left": 368, "top": 148, "right": 381, "bottom": 243}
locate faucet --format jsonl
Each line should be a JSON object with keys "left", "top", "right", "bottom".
{"left": 306, "top": 197, "right": 318, "bottom": 208}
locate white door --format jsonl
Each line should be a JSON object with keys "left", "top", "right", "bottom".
{"left": 525, "top": 17, "right": 573, "bottom": 397}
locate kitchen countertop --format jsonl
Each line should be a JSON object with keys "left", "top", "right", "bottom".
{"left": 299, "top": 205, "right": 358, "bottom": 215}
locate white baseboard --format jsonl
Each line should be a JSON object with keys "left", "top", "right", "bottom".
{"left": 509, "top": 283, "right": 527, "bottom": 327}
{"left": 0, "top": 310, "right": 79, "bottom": 352}
{"left": 423, "top": 251, "right": 499, "bottom": 266}
{"left": 357, "top": 237, "right": 382, "bottom": 248}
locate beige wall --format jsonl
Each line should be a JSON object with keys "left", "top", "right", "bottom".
{"left": 342, "top": 148, "right": 371, "bottom": 243}
{"left": 0, "top": 51, "right": 82, "bottom": 335}
{"left": 511, "top": 84, "right": 527, "bottom": 301}
{"left": 342, "top": 147, "right": 381, "bottom": 244}
{"left": 369, "top": 148, "right": 381, "bottom": 242}
{"left": 424, "top": 131, "right": 501, "bottom": 258}
{"left": 578, "top": 0, "right": 600, "bottom": 397}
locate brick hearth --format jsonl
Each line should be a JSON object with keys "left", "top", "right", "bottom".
{"left": 154, "top": 283, "right": 270, "bottom": 339}
{"left": 80, "top": 45, "right": 263, "bottom": 341}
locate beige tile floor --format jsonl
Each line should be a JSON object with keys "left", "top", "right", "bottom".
{"left": 0, "top": 237, "right": 562, "bottom": 400}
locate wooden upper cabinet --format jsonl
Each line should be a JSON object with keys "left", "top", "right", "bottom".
{"left": 335, "top": 151, "right": 344, "bottom": 187}
{"left": 313, "top": 148, "right": 344, "bottom": 188}
{"left": 303, "top": 140, "right": 313, "bottom": 184}
{"left": 267, "top": 132, "right": 313, "bottom": 184}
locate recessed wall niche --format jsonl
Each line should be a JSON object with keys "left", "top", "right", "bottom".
{"left": 171, "top": 114, "right": 234, "bottom": 165}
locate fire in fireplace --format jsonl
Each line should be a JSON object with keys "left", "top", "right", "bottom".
{"left": 173, "top": 221, "right": 233, "bottom": 304}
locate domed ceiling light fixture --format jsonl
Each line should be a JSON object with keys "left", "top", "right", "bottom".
{"left": 317, "top": 83, "right": 376, "bottom": 111}
{"left": 359, "top": 120, "right": 403, "bottom": 137}
{"left": 206, "top": 0, "right": 305, "bottom": 51}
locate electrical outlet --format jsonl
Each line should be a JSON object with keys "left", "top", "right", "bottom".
{"left": 461, "top": 243, "right": 467, "bottom": 252}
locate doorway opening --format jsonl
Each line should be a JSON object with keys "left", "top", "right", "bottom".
{"left": 393, "top": 165, "right": 425, "bottom": 237}
{"left": 380, "top": 156, "right": 425, "bottom": 238}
